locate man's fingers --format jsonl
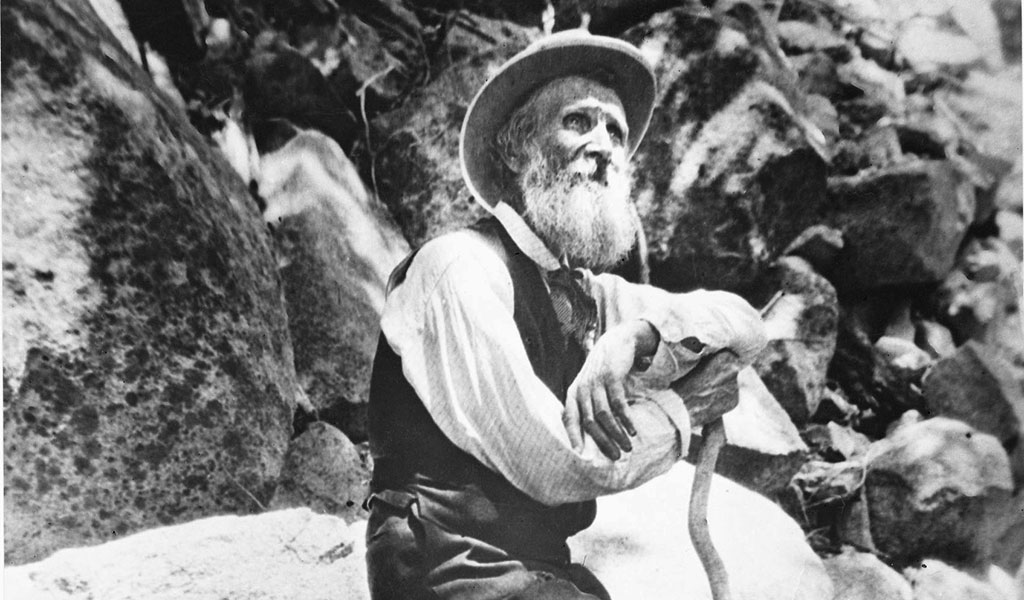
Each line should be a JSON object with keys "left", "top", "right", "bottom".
{"left": 608, "top": 381, "right": 635, "bottom": 437}
{"left": 584, "top": 419, "right": 621, "bottom": 461}
{"left": 593, "top": 386, "right": 631, "bottom": 454}
{"left": 563, "top": 383, "right": 584, "bottom": 451}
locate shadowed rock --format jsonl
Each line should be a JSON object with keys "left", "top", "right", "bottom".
{"left": 259, "top": 128, "right": 409, "bottom": 441}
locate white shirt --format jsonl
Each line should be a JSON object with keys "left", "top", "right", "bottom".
{"left": 380, "top": 203, "right": 767, "bottom": 506}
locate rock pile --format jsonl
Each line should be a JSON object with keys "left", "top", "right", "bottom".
{"left": 3, "top": 0, "right": 1022, "bottom": 598}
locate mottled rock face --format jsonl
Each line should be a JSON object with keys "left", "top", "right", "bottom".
{"left": 372, "top": 17, "right": 538, "bottom": 246}
{"left": 260, "top": 130, "right": 409, "bottom": 441}
{"left": 622, "top": 10, "right": 829, "bottom": 294}
{"left": 3, "top": 0, "right": 297, "bottom": 564}
{"left": 863, "top": 418, "right": 1014, "bottom": 567}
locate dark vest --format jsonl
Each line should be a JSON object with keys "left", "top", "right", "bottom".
{"left": 367, "top": 218, "right": 595, "bottom": 563}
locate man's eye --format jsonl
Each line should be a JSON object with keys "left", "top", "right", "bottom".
{"left": 608, "top": 124, "right": 624, "bottom": 144}
{"left": 563, "top": 113, "right": 591, "bottom": 132}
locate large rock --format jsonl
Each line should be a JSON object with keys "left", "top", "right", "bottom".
{"left": 3, "top": 0, "right": 299, "bottom": 564}
{"left": 687, "top": 367, "right": 808, "bottom": 495}
{"left": 569, "top": 461, "right": 833, "bottom": 600}
{"left": 259, "top": 129, "right": 409, "bottom": 441}
{"left": 4, "top": 508, "right": 369, "bottom": 600}
{"left": 373, "top": 16, "right": 538, "bottom": 246}
{"left": 824, "top": 159, "right": 975, "bottom": 290}
{"left": 269, "top": 422, "right": 370, "bottom": 523}
{"left": 622, "top": 10, "right": 829, "bottom": 293}
{"left": 824, "top": 546, "right": 913, "bottom": 600}
{"left": 862, "top": 418, "right": 1014, "bottom": 567}
{"left": 753, "top": 256, "right": 838, "bottom": 425}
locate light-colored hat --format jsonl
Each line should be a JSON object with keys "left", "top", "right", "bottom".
{"left": 459, "top": 30, "right": 657, "bottom": 209}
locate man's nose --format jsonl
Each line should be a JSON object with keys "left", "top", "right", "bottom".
{"left": 583, "top": 122, "right": 614, "bottom": 161}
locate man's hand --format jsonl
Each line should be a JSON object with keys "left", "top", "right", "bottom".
{"left": 564, "top": 320, "right": 659, "bottom": 460}
{"left": 671, "top": 350, "right": 743, "bottom": 428}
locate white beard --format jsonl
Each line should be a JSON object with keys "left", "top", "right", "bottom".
{"left": 519, "top": 146, "right": 637, "bottom": 271}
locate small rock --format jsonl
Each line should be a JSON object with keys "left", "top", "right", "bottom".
{"left": 922, "top": 341, "right": 1024, "bottom": 483}
{"left": 825, "top": 159, "right": 975, "bottom": 290}
{"left": 914, "top": 319, "right": 958, "bottom": 359}
{"left": 904, "top": 559, "right": 1018, "bottom": 600}
{"left": 778, "top": 20, "right": 848, "bottom": 54}
{"left": 791, "top": 459, "right": 865, "bottom": 506}
{"left": 863, "top": 418, "right": 1014, "bottom": 567}
{"left": 836, "top": 55, "right": 907, "bottom": 116}
{"left": 803, "top": 423, "right": 871, "bottom": 461}
{"left": 753, "top": 257, "right": 839, "bottom": 425}
{"left": 874, "top": 336, "right": 932, "bottom": 381}
{"left": 793, "top": 51, "right": 842, "bottom": 97}
{"left": 824, "top": 546, "right": 913, "bottom": 600}
{"left": 782, "top": 225, "right": 844, "bottom": 273}
{"left": 270, "top": 422, "right": 370, "bottom": 522}
{"left": 689, "top": 367, "right": 809, "bottom": 495}
{"left": 5, "top": 508, "right": 369, "bottom": 600}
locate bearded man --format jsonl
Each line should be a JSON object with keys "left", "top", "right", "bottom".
{"left": 365, "top": 31, "right": 767, "bottom": 600}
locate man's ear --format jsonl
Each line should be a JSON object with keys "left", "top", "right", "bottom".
{"left": 497, "top": 144, "right": 526, "bottom": 174}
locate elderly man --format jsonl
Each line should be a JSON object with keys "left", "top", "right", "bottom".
{"left": 365, "top": 31, "right": 766, "bottom": 600}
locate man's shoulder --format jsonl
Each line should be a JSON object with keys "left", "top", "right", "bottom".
{"left": 408, "top": 224, "right": 512, "bottom": 288}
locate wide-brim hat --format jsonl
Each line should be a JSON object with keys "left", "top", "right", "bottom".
{"left": 460, "top": 29, "right": 657, "bottom": 209}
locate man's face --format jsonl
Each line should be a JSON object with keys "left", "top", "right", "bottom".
{"left": 515, "top": 76, "right": 638, "bottom": 270}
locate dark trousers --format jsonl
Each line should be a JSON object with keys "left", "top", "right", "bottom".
{"left": 365, "top": 491, "right": 611, "bottom": 600}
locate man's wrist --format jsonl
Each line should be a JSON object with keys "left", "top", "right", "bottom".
{"left": 630, "top": 319, "right": 660, "bottom": 371}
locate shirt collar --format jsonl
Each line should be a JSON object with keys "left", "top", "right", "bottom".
{"left": 491, "top": 202, "right": 562, "bottom": 272}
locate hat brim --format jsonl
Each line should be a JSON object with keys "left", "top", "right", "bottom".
{"left": 460, "top": 33, "right": 656, "bottom": 209}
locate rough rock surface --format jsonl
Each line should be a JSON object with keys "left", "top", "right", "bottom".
{"left": 862, "top": 418, "right": 1014, "bottom": 567}
{"left": 569, "top": 461, "right": 833, "bottom": 600}
{"left": 622, "top": 9, "right": 829, "bottom": 294}
{"left": 688, "top": 367, "right": 808, "bottom": 495}
{"left": 824, "top": 546, "right": 913, "bottom": 600}
{"left": 259, "top": 129, "right": 409, "bottom": 440}
{"left": 269, "top": 422, "right": 370, "bottom": 522}
{"left": 753, "top": 256, "right": 838, "bottom": 425}
{"left": 824, "top": 159, "right": 975, "bottom": 290}
{"left": 3, "top": 0, "right": 298, "bottom": 564}
{"left": 372, "top": 16, "right": 538, "bottom": 246}
{"left": 922, "top": 342, "right": 1023, "bottom": 455}
{"left": 4, "top": 508, "right": 369, "bottom": 600}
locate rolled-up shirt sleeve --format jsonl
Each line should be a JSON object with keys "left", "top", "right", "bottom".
{"left": 380, "top": 233, "right": 688, "bottom": 506}
{"left": 588, "top": 273, "right": 768, "bottom": 389}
